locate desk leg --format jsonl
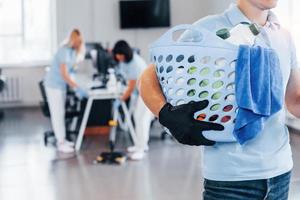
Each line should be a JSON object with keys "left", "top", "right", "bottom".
{"left": 120, "top": 101, "right": 137, "bottom": 146}
{"left": 75, "top": 97, "right": 93, "bottom": 151}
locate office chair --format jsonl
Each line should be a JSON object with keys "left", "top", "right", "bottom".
{"left": 0, "top": 71, "right": 5, "bottom": 120}
{"left": 0, "top": 77, "right": 4, "bottom": 92}
{"left": 39, "top": 81, "right": 84, "bottom": 146}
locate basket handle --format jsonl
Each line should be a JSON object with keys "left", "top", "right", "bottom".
{"left": 151, "top": 24, "right": 237, "bottom": 50}
{"left": 155, "top": 24, "right": 204, "bottom": 46}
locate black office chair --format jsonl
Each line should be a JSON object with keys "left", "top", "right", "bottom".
{"left": 0, "top": 71, "right": 5, "bottom": 120}
{"left": 0, "top": 77, "right": 4, "bottom": 92}
{"left": 39, "top": 81, "right": 84, "bottom": 146}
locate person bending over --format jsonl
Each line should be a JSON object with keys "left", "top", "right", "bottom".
{"left": 44, "top": 29, "right": 87, "bottom": 153}
{"left": 112, "top": 40, "right": 154, "bottom": 160}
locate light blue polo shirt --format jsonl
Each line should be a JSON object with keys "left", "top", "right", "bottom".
{"left": 44, "top": 45, "right": 77, "bottom": 91}
{"left": 183, "top": 4, "right": 298, "bottom": 181}
{"left": 117, "top": 53, "right": 148, "bottom": 81}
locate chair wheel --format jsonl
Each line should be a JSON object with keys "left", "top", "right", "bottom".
{"left": 161, "top": 131, "right": 168, "bottom": 140}
{"left": 44, "top": 131, "right": 55, "bottom": 146}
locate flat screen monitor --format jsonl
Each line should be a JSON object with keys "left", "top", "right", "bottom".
{"left": 119, "top": 0, "right": 170, "bottom": 29}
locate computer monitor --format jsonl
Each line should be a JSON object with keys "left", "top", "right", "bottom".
{"left": 85, "top": 43, "right": 116, "bottom": 76}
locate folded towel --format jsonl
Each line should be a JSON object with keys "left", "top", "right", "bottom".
{"left": 234, "top": 45, "right": 283, "bottom": 144}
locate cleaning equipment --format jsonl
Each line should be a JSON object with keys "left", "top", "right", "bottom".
{"left": 94, "top": 140, "right": 127, "bottom": 165}
{"left": 94, "top": 101, "right": 127, "bottom": 165}
{"left": 107, "top": 68, "right": 118, "bottom": 92}
{"left": 216, "top": 22, "right": 260, "bottom": 46}
{"left": 234, "top": 45, "right": 283, "bottom": 144}
{"left": 150, "top": 24, "right": 239, "bottom": 142}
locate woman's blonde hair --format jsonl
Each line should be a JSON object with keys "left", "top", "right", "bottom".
{"left": 60, "top": 28, "right": 86, "bottom": 63}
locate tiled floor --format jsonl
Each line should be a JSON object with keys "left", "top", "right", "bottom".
{"left": 0, "top": 108, "right": 299, "bottom": 200}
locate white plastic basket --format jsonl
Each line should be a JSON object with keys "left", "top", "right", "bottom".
{"left": 150, "top": 24, "right": 239, "bottom": 142}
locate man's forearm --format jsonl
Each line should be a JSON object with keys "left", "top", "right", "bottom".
{"left": 285, "top": 69, "right": 300, "bottom": 118}
{"left": 138, "top": 64, "right": 166, "bottom": 117}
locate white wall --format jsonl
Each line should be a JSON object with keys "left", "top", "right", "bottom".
{"left": 1, "top": 66, "right": 47, "bottom": 108}
{"left": 1, "top": 0, "right": 234, "bottom": 107}
{"left": 56, "top": 0, "right": 234, "bottom": 59}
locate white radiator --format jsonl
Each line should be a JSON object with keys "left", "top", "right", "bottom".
{"left": 0, "top": 76, "right": 23, "bottom": 103}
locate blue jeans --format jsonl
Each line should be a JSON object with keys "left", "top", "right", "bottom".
{"left": 203, "top": 171, "right": 291, "bottom": 200}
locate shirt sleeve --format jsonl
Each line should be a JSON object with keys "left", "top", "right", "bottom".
{"left": 57, "top": 48, "right": 70, "bottom": 65}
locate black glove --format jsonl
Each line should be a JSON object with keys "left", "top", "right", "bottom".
{"left": 159, "top": 100, "right": 224, "bottom": 146}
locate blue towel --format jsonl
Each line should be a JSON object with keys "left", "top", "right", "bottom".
{"left": 234, "top": 45, "right": 283, "bottom": 144}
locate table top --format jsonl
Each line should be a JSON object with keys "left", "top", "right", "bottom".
{"left": 88, "top": 88, "right": 122, "bottom": 99}
{"left": 74, "top": 64, "right": 125, "bottom": 99}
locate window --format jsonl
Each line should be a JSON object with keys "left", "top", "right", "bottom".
{"left": 0, "top": 0, "right": 55, "bottom": 65}
{"left": 274, "top": 0, "right": 300, "bottom": 58}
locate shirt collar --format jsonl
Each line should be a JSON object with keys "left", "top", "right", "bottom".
{"left": 266, "top": 11, "right": 281, "bottom": 30}
{"left": 225, "top": 3, "right": 281, "bottom": 30}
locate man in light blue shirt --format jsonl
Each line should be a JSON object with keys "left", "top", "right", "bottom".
{"left": 139, "top": 0, "right": 300, "bottom": 199}
{"left": 190, "top": 3, "right": 295, "bottom": 181}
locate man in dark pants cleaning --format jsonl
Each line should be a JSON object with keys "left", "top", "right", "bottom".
{"left": 138, "top": 0, "right": 300, "bottom": 199}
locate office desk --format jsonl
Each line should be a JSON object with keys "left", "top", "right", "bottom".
{"left": 75, "top": 89, "right": 137, "bottom": 151}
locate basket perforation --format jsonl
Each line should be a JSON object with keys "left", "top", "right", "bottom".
{"left": 150, "top": 25, "right": 240, "bottom": 142}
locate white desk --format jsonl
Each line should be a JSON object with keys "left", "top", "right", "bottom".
{"left": 75, "top": 89, "right": 137, "bottom": 151}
